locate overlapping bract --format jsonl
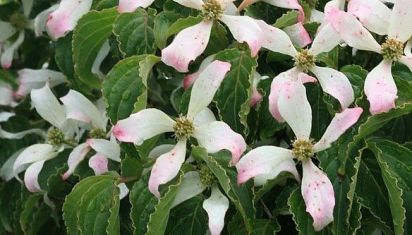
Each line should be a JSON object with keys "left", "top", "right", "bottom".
{"left": 327, "top": 0, "right": 412, "bottom": 114}
{"left": 236, "top": 79, "right": 362, "bottom": 230}
{"left": 113, "top": 60, "right": 247, "bottom": 197}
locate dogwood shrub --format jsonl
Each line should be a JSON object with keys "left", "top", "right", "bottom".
{"left": 1, "top": 0, "right": 412, "bottom": 234}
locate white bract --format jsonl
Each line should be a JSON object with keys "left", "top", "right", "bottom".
{"left": 15, "top": 69, "right": 67, "bottom": 98}
{"left": 118, "top": 0, "right": 156, "bottom": 13}
{"left": 113, "top": 60, "right": 247, "bottom": 197}
{"left": 0, "top": 82, "right": 17, "bottom": 107}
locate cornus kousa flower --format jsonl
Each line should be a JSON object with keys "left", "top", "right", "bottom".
{"left": 12, "top": 85, "right": 80, "bottom": 192}
{"left": 58, "top": 89, "right": 129, "bottom": 198}
{"left": 326, "top": 0, "right": 412, "bottom": 114}
{"left": 58, "top": 90, "right": 121, "bottom": 180}
{"left": 259, "top": 20, "right": 354, "bottom": 122}
{"left": 236, "top": 80, "right": 363, "bottom": 231}
{"left": 46, "top": 0, "right": 93, "bottom": 40}
{"left": 161, "top": 0, "right": 264, "bottom": 72}
{"left": 113, "top": 60, "right": 247, "bottom": 197}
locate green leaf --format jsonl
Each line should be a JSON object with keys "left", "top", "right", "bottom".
{"left": 382, "top": 112, "right": 412, "bottom": 143}
{"left": 302, "top": 0, "right": 317, "bottom": 8}
{"left": 306, "top": 84, "right": 331, "bottom": 140}
{"left": 367, "top": 138, "right": 412, "bottom": 234}
{"left": 120, "top": 156, "right": 143, "bottom": 187}
{"left": 358, "top": 212, "right": 394, "bottom": 235}
{"left": 214, "top": 48, "right": 258, "bottom": 135}
{"left": 355, "top": 150, "right": 392, "bottom": 230}
{"left": 204, "top": 21, "right": 228, "bottom": 55}
{"left": 37, "top": 150, "right": 72, "bottom": 198}
{"left": 303, "top": 22, "right": 319, "bottom": 38}
{"left": 347, "top": 194, "right": 363, "bottom": 235}
{"left": 113, "top": 9, "right": 156, "bottom": 57}
{"left": 63, "top": 174, "right": 120, "bottom": 235}
{"left": 316, "top": 47, "right": 339, "bottom": 70}
{"left": 72, "top": 8, "right": 119, "bottom": 89}
{"left": 103, "top": 54, "right": 160, "bottom": 123}
{"left": 54, "top": 33, "right": 75, "bottom": 80}
{"left": 19, "top": 194, "right": 53, "bottom": 235}
{"left": 253, "top": 172, "right": 296, "bottom": 202}
{"left": 229, "top": 218, "right": 280, "bottom": 234}
{"left": 153, "top": 11, "right": 181, "bottom": 49}
{"left": 165, "top": 196, "right": 208, "bottom": 235}
{"left": 376, "top": 158, "right": 405, "bottom": 235}
{"left": 325, "top": 102, "right": 412, "bottom": 234}
{"left": 393, "top": 69, "right": 412, "bottom": 104}
{"left": 272, "top": 184, "right": 299, "bottom": 215}
{"left": 129, "top": 175, "right": 157, "bottom": 235}
{"left": 340, "top": 102, "right": 412, "bottom": 174}
{"left": 191, "top": 147, "right": 255, "bottom": 232}
{"left": 0, "top": 180, "right": 23, "bottom": 233}
{"left": 251, "top": 219, "right": 281, "bottom": 234}
{"left": 273, "top": 11, "right": 299, "bottom": 28}
{"left": 244, "top": 2, "right": 278, "bottom": 24}
{"left": 93, "top": 0, "right": 118, "bottom": 10}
